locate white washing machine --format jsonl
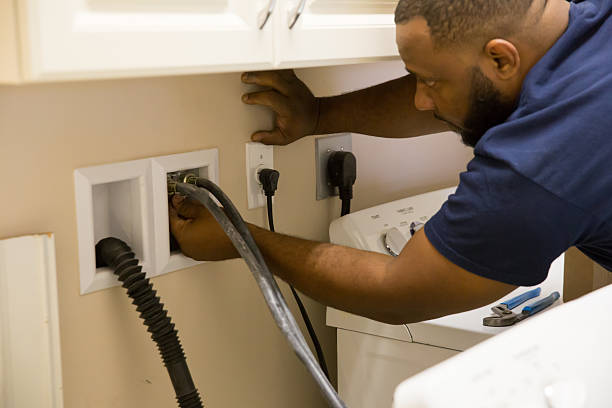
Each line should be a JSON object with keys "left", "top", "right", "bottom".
{"left": 326, "top": 187, "right": 565, "bottom": 408}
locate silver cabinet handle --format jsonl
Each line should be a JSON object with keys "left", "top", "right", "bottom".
{"left": 258, "top": 0, "right": 277, "bottom": 29}
{"left": 288, "top": 0, "right": 306, "bottom": 29}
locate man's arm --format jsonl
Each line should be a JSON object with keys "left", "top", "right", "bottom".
{"left": 241, "top": 70, "right": 447, "bottom": 145}
{"left": 316, "top": 74, "right": 448, "bottom": 139}
{"left": 169, "top": 196, "right": 516, "bottom": 324}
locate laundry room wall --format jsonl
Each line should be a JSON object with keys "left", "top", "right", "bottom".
{"left": 0, "top": 61, "right": 473, "bottom": 408}
{"left": 564, "top": 248, "right": 612, "bottom": 301}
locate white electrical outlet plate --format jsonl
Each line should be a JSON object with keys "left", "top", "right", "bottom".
{"left": 315, "top": 133, "right": 353, "bottom": 200}
{"left": 246, "top": 142, "right": 273, "bottom": 209}
{"left": 151, "top": 149, "right": 218, "bottom": 277}
{"left": 74, "top": 148, "right": 219, "bottom": 295}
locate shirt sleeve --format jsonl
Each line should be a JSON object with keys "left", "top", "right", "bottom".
{"left": 424, "top": 155, "right": 585, "bottom": 286}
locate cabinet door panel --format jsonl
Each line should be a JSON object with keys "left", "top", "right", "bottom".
{"left": 276, "top": 0, "right": 399, "bottom": 68}
{"left": 19, "top": 0, "right": 275, "bottom": 81}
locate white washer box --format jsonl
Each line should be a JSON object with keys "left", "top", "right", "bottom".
{"left": 74, "top": 149, "right": 219, "bottom": 294}
{"left": 326, "top": 187, "right": 564, "bottom": 408}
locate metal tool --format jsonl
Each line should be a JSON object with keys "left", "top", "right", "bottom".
{"left": 491, "top": 287, "right": 542, "bottom": 316}
{"left": 483, "top": 288, "right": 560, "bottom": 327}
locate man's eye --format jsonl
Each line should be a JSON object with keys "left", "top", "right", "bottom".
{"left": 416, "top": 77, "right": 437, "bottom": 88}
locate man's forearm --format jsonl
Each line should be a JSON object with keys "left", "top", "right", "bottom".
{"left": 315, "top": 75, "right": 448, "bottom": 138}
{"left": 249, "top": 224, "right": 401, "bottom": 323}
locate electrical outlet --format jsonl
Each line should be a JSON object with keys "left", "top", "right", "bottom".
{"left": 246, "top": 142, "right": 273, "bottom": 209}
{"left": 315, "top": 133, "right": 353, "bottom": 200}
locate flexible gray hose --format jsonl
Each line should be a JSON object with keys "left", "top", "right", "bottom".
{"left": 175, "top": 182, "right": 346, "bottom": 408}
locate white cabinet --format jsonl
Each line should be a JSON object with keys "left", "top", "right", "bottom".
{"left": 16, "top": 0, "right": 276, "bottom": 81}
{"left": 2, "top": 0, "right": 399, "bottom": 83}
{"left": 276, "top": 0, "right": 398, "bottom": 67}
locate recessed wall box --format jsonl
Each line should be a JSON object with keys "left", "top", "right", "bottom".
{"left": 74, "top": 148, "right": 219, "bottom": 294}
{"left": 75, "top": 159, "right": 154, "bottom": 294}
{"left": 152, "top": 149, "right": 219, "bottom": 277}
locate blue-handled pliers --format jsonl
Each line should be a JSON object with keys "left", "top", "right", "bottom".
{"left": 483, "top": 288, "right": 560, "bottom": 327}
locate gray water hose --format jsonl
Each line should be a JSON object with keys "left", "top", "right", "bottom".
{"left": 174, "top": 181, "right": 346, "bottom": 408}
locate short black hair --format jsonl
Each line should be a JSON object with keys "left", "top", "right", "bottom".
{"left": 395, "top": 0, "right": 540, "bottom": 48}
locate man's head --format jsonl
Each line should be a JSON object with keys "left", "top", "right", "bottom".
{"left": 395, "top": 0, "right": 550, "bottom": 147}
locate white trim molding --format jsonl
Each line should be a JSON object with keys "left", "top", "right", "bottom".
{"left": 0, "top": 234, "right": 64, "bottom": 408}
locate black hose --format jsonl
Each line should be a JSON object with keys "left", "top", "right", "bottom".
{"left": 96, "top": 238, "right": 203, "bottom": 408}
{"left": 175, "top": 181, "right": 346, "bottom": 408}
{"left": 193, "top": 178, "right": 265, "bottom": 265}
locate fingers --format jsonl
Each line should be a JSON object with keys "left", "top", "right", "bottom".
{"left": 241, "top": 70, "right": 295, "bottom": 96}
{"left": 242, "top": 90, "right": 290, "bottom": 116}
{"left": 171, "top": 195, "right": 205, "bottom": 219}
{"left": 168, "top": 204, "right": 188, "bottom": 239}
{"left": 251, "top": 129, "right": 288, "bottom": 145}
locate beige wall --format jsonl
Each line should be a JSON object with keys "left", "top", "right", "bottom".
{"left": 0, "top": 61, "right": 473, "bottom": 408}
{"left": 564, "top": 248, "right": 612, "bottom": 302}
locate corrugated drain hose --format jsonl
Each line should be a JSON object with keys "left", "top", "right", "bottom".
{"left": 175, "top": 179, "right": 346, "bottom": 408}
{"left": 96, "top": 237, "right": 203, "bottom": 408}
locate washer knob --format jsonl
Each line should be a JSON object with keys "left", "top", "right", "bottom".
{"left": 383, "top": 228, "right": 408, "bottom": 257}
{"left": 410, "top": 221, "right": 425, "bottom": 236}
{"left": 544, "top": 379, "right": 587, "bottom": 408}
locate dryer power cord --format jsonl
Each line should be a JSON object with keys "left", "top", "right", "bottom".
{"left": 326, "top": 151, "right": 357, "bottom": 217}
{"left": 258, "top": 168, "right": 331, "bottom": 381}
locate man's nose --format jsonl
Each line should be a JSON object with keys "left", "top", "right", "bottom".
{"left": 414, "top": 82, "right": 435, "bottom": 111}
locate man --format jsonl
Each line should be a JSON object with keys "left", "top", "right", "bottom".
{"left": 169, "top": 0, "right": 612, "bottom": 324}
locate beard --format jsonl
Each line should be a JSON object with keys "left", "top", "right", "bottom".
{"left": 436, "top": 67, "right": 517, "bottom": 148}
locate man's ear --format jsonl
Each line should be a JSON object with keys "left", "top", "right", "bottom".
{"left": 483, "top": 39, "right": 521, "bottom": 80}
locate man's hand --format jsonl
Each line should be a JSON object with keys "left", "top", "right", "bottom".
{"left": 242, "top": 70, "right": 319, "bottom": 145}
{"left": 168, "top": 195, "right": 239, "bottom": 261}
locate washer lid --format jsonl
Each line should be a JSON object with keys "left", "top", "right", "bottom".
{"left": 327, "top": 255, "right": 564, "bottom": 350}
{"left": 326, "top": 307, "right": 413, "bottom": 343}
{"left": 408, "top": 255, "right": 565, "bottom": 350}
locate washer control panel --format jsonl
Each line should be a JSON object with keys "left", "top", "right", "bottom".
{"left": 330, "top": 187, "right": 456, "bottom": 256}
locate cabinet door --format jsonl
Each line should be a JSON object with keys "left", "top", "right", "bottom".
{"left": 275, "top": 0, "right": 399, "bottom": 68}
{"left": 18, "top": 0, "right": 276, "bottom": 81}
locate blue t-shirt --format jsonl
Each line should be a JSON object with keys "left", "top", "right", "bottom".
{"left": 425, "top": 0, "right": 612, "bottom": 286}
